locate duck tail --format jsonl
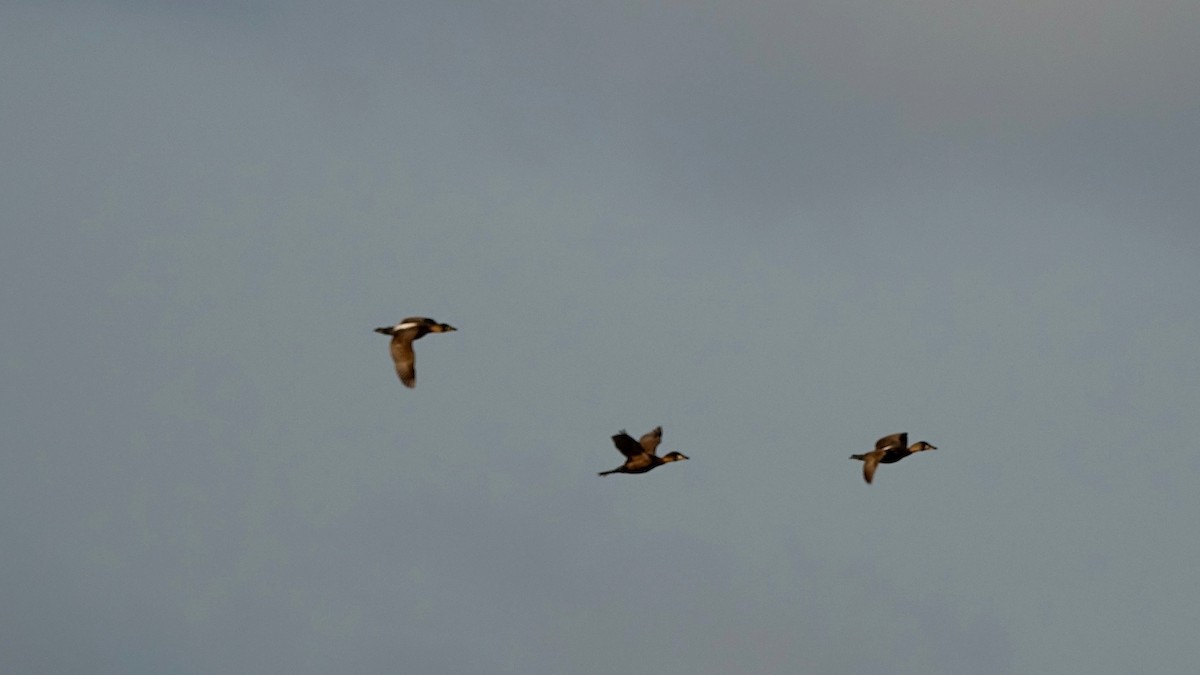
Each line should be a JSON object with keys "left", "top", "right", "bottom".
{"left": 850, "top": 453, "right": 866, "bottom": 461}
{"left": 598, "top": 469, "right": 616, "bottom": 477}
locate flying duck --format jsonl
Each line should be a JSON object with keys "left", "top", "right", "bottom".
{"left": 598, "top": 426, "right": 689, "bottom": 476}
{"left": 373, "top": 316, "right": 456, "bottom": 388}
{"left": 850, "top": 432, "right": 936, "bottom": 484}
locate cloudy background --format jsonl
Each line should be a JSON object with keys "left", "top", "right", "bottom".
{"left": 3, "top": 1, "right": 1198, "bottom": 672}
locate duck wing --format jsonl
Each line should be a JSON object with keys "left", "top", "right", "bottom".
{"left": 875, "top": 432, "right": 907, "bottom": 453}
{"left": 639, "top": 426, "right": 663, "bottom": 455}
{"left": 611, "top": 430, "right": 645, "bottom": 459}
{"left": 396, "top": 317, "right": 429, "bottom": 329}
{"left": 862, "top": 453, "right": 879, "bottom": 484}
{"left": 389, "top": 333, "right": 417, "bottom": 388}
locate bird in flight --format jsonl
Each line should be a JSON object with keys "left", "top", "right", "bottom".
{"left": 599, "top": 426, "right": 689, "bottom": 476}
{"left": 373, "top": 316, "right": 456, "bottom": 388}
{"left": 850, "top": 432, "right": 937, "bottom": 484}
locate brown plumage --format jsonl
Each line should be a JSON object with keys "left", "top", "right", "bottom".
{"left": 373, "top": 316, "right": 456, "bottom": 388}
{"left": 850, "top": 432, "right": 937, "bottom": 484}
{"left": 598, "top": 426, "right": 689, "bottom": 476}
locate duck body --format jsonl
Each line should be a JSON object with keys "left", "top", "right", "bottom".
{"left": 850, "top": 432, "right": 937, "bottom": 484}
{"left": 599, "top": 426, "right": 689, "bottom": 476}
{"left": 374, "top": 316, "right": 456, "bottom": 388}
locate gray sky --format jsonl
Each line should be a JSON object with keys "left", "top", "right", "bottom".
{"left": 3, "top": 1, "right": 1199, "bottom": 673}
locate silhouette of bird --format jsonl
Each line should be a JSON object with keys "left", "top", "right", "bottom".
{"left": 373, "top": 316, "right": 456, "bottom": 388}
{"left": 598, "top": 426, "right": 689, "bottom": 476}
{"left": 850, "top": 432, "right": 937, "bottom": 484}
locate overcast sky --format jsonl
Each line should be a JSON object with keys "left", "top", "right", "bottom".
{"left": 3, "top": 1, "right": 1199, "bottom": 673}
